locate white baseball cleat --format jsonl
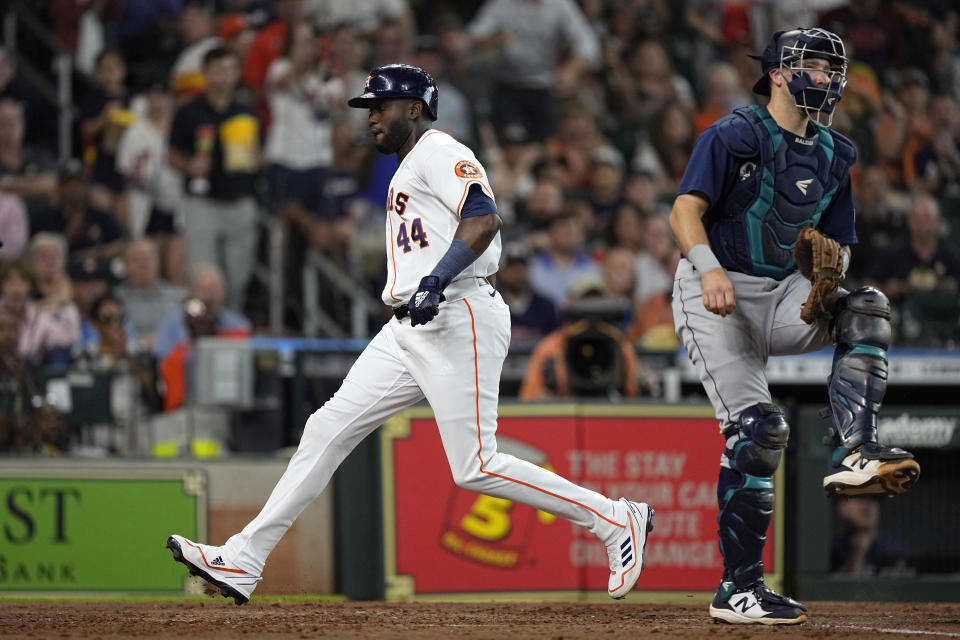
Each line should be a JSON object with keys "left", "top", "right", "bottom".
{"left": 606, "top": 498, "right": 655, "bottom": 599}
{"left": 166, "top": 534, "right": 262, "bottom": 605}
{"left": 823, "top": 442, "right": 920, "bottom": 498}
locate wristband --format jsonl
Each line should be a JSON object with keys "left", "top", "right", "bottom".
{"left": 688, "top": 243, "right": 723, "bottom": 273}
{"left": 840, "top": 247, "right": 850, "bottom": 278}
{"left": 428, "top": 238, "right": 478, "bottom": 290}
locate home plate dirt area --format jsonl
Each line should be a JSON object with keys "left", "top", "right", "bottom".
{"left": 3, "top": 601, "right": 960, "bottom": 639}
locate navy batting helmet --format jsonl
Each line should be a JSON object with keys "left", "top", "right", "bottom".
{"left": 348, "top": 64, "right": 438, "bottom": 121}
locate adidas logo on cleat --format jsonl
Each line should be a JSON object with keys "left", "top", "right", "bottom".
{"left": 166, "top": 535, "right": 262, "bottom": 605}
{"left": 606, "top": 499, "right": 654, "bottom": 599}
{"left": 620, "top": 538, "right": 633, "bottom": 566}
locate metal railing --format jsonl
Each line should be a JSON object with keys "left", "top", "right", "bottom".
{"left": 3, "top": 2, "right": 74, "bottom": 161}
{"left": 261, "top": 213, "right": 382, "bottom": 338}
{"left": 302, "top": 247, "right": 381, "bottom": 339}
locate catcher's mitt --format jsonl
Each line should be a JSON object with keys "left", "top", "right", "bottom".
{"left": 793, "top": 227, "right": 844, "bottom": 324}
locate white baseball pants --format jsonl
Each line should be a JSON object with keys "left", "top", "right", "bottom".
{"left": 224, "top": 279, "right": 621, "bottom": 573}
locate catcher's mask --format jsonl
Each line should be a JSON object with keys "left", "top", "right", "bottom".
{"left": 752, "top": 28, "right": 848, "bottom": 127}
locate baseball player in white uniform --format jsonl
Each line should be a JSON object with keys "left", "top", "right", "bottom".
{"left": 167, "top": 64, "right": 654, "bottom": 604}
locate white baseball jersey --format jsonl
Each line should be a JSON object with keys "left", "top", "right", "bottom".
{"left": 381, "top": 129, "right": 501, "bottom": 305}
{"left": 217, "top": 129, "right": 631, "bottom": 591}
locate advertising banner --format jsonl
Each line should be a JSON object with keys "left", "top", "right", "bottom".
{"left": 382, "top": 405, "right": 783, "bottom": 598}
{"left": 0, "top": 469, "right": 206, "bottom": 592}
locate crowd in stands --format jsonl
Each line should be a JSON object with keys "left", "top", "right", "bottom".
{"left": 0, "top": 0, "right": 959, "bottom": 451}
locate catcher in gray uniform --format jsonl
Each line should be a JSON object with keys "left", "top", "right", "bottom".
{"left": 669, "top": 28, "right": 920, "bottom": 626}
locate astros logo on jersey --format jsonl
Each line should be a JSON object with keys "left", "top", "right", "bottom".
{"left": 455, "top": 160, "right": 482, "bottom": 178}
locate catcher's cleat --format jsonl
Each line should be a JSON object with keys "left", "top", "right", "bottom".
{"left": 166, "top": 535, "right": 262, "bottom": 605}
{"left": 606, "top": 498, "right": 655, "bottom": 599}
{"left": 709, "top": 580, "right": 807, "bottom": 625}
{"left": 823, "top": 442, "right": 920, "bottom": 498}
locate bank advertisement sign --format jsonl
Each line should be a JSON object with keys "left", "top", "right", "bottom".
{"left": 381, "top": 405, "right": 783, "bottom": 598}
{"left": 0, "top": 469, "right": 206, "bottom": 592}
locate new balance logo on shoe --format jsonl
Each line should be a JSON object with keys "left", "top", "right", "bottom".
{"left": 843, "top": 452, "right": 872, "bottom": 471}
{"left": 795, "top": 178, "right": 814, "bottom": 195}
{"left": 710, "top": 584, "right": 806, "bottom": 625}
{"left": 210, "top": 556, "right": 225, "bottom": 567}
{"left": 734, "top": 596, "right": 757, "bottom": 613}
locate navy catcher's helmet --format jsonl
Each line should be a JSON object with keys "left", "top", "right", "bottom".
{"left": 750, "top": 27, "right": 847, "bottom": 125}
{"left": 348, "top": 64, "right": 438, "bottom": 121}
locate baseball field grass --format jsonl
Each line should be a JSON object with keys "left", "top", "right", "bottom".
{"left": 2, "top": 596, "right": 959, "bottom": 639}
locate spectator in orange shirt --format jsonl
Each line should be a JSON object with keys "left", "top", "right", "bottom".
{"left": 221, "top": 14, "right": 257, "bottom": 71}
{"left": 242, "top": 0, "right": 304, "bottom": 99}
{"left": 873, "top": 68, "right": 932, "bottom": 186}
{"left": 693, "top": 61, "right": 751, "bottom": 136}
{"left": 898, "top": 69, "right": 935, "bottom": 189}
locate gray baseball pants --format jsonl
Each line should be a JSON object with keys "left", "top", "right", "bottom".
{"left": 672, "top": 258, "right": 838, "bottom": 431}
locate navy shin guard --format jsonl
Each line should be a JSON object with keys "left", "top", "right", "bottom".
{"left": 828, "top": 287, "right": 891, "bottom": 451}
{"left": 717, "top": 404, "right": 788, "bottom": 589}
{"left": 717, "top": 466, "right": 774, "bottom": 589}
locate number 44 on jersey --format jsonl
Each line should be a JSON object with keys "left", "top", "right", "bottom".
{"left": 389, "top": 188, "right": 429, "bottom": 252}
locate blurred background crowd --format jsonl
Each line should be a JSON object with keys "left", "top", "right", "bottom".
{"left": 0, "top": 0, "right": 959, "bottom": 456}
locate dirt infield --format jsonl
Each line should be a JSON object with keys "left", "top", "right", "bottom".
{"left": 3, "top": 600, "right": 960, "bottom": 639}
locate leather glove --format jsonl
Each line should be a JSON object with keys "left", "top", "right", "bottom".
{"left": 793, "top": 227, "right": 844, "bottom": 324}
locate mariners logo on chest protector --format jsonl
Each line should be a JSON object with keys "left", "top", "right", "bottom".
{"left": 739, "top": 162, "right": 756, "bottom": 181}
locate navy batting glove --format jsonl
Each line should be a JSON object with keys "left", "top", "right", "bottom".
{"left": 408, "top": 276, "right": 443, "bottom": 327}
